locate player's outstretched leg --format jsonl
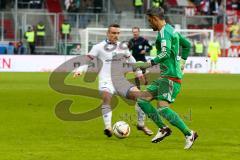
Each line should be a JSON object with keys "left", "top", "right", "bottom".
{"left": 157, "top": 106, "right": 198, "bottom": 149}
{"left": 137, "top": 98, "right": 172, "bottom": 142}
{"left": 184, "top": 130, "right": 198, "bottom": 149}
{"left": 151, "top": 126, "right": 172, "bottom": 143}
{"left": 101, "top": 90, "right": 114, "bottom": 137}
{"left": 135, "top": 103, "right": 153, "bottom": 136}
{"left": 102, "top": 104, "right": 113, "bottom": 137}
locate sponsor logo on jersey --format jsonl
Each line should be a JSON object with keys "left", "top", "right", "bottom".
{"left": 161, "top": 40, "right": 166, "bottom": 47}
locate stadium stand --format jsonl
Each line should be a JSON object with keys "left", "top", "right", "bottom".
{"left": 0, "top": 0, "right": 239, "bottom": 56}
{"left": 18, "top": 0, "right": 43, "bottom": 9}
{"left": 0, "top": 19, "right": 14, "bottom": 39}
{"left": 45, "top": 0, "right": 64, "bottom": 32}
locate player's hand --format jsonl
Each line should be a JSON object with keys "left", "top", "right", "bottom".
{"left": 180, "top": 59, "right": 186, "bottom": 71}
{"left": 73, "top": 71, "right": 82, "bottom": 78}
{"left": 140, "top": 50, "right": 146, "bottom": 54}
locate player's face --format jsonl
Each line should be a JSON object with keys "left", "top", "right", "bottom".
{"left": 107, "top": 27, "right": 120, "bottom": 44}
{"left": 132, "top": 29, "right": 140, "bottom": 38}
{"left": 147, "top": 16, "right": 159, "bottom": 31}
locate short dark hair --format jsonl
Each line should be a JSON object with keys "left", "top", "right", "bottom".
{"left": 108, "top": 23, "right": 120, "bottom": 29}
{"left": 132, "top": 26, "right": 140, "bottom": 31}
{"left": 146, "top": 7, "right": 165, "bottom": 19}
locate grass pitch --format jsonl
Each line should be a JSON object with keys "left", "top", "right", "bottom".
{"left": 0, "top": 73, "right": 240, "bottom": 160}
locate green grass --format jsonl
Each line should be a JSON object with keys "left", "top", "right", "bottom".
{"left": 0, "top": 73, "right": 240, "bottom": 160}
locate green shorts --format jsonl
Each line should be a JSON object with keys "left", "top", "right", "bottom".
{"left": 146, "top": 78, "right": 181, "bottom": 103}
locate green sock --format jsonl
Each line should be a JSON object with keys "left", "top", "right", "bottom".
{"left": 158, "top": 107, "right": 191, "bottom": 136}
{"left": 137, "top": 99, "right": 165, "bottom": 128}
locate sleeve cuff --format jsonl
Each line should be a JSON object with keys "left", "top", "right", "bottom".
{"left": 151, "top": 59, "right": 157, "bottom": 66}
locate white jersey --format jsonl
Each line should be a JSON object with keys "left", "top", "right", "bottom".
{"left": 88, "top": 40, "right": 134, "bottom": 83}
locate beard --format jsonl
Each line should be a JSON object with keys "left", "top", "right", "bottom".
{"left": 151, "top": 26, "right": 158, "bottom": 31}
{"left": 149, "top": 24, "right": 158, "bottom": 31}
{"left": 152, "top": 28, "right": 158, "bottom": 31}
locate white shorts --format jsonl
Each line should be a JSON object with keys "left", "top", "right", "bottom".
{"left": 135, "top": 69, "right": 149, "bottom": 78}
{"left": 135, "top": 69, "right": 143, "bottom": 78}
{"left": 99, "top": 80, "right": 116, "bottom": 95}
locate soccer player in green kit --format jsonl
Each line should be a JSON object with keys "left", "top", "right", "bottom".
{"left": 134, "top": 7, "right": 198, "bottom": 149}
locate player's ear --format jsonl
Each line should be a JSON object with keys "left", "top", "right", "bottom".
{"left": 106, "top": 29, "right": 109, "bottom": 36}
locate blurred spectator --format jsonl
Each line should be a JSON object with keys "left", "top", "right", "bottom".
{"left": 228, "top": 21, "right": 240, "bottom": 39}
{"left": 75, "top": 0, "right": 81, "bottom": 9}
{"left": 29, "top": 0, "right": 42, "bottom": 9}
{"left": 79, "top": 0, "right": 92, "bottom": 28}
{"left": 199, "top": 0, "right": 210, "bottom": 15}
{"left": 185, "top": 7, "right": 197, "bottom": 16}
{"left": 7, "top": 42, "right": 15, "bottom": 54}
{"left": 68, "top": 0, "right": 78, "bottom": 12}
{"left": 194, "top": 40, "right": 204, "bottom": 56}
{"left": 152, "top": 0, "right": 164, "bottom": 8}
{"left": 36, "top": 21, "right": 45, "bottom": 46}
{"left": 93, "top": 0, "right": 102, "bottom": 13}
{"left": 17, "top": 41, "right": 25, "bottom": 54}
{"left": 217, "top": 33, "right": 232, "bottom": 57}
{"left": 68, "top": 0, "right": 79, "bottom": 26}
{"left": 133, "top": 0, "right": 143, "bottom": 18}
{"left": 61, "top": 20, "right": 71, "bottom": 40}
{"left": 209, "top": 0, "right": 221, "bottom": 15}
{"left": 208, "top": 38, "right": 221, "bottom": 72}
{"left": 18, "top": 0, "right": 42, "bottom": 9}
{"left": 24, "top": 26, "right": 36, "bottom": 54}
{"left": 0, "top": 45, "right": 7, "bottom": 54}
{"left": 70, "top": 44, "right": 82, "bottom": 55}
{"left": 228, "top": 21, "right": 240, "bottom": 46}
{"left": 217, "top": 2, "right": 224, "bottom": 23}
{"left": 65, "top": 0, "right": 72, "bottom": 10}
{"left": 227, "top": 0, "right": 240, "bottom": 10}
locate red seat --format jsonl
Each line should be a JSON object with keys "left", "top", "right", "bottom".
{"left": 0, "top": 19, "right": 14, "bottom": 39}
{"left": 168, "top": 0, "right": 178, "bottom": 6}
{"left": 213, "top": 24, "right": 224, "bottom": 33}
{"left": 45, "top": 0, "right": 64, "bottom": 32}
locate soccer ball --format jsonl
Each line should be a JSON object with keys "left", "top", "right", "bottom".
{"left": 113, "top": 121, "right": 130, "bottom": 138}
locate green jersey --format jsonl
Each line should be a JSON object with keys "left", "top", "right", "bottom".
{"left": 153, "top": 24, "right": 191, "bottom": 79}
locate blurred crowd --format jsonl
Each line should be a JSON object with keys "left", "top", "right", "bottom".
{"left": 64, "top": 0, "right": 103, "bottom": 27}
{"left": 0, "top": 0, "right": 239, "bottom": 56}
{"left": 194, "top": 0, "right": 239, "bottom": 15}
{"left": 0, "top": 0, "right": 43, "bottom": 9}
{"left": 65, "top": 0, "right": 103, "bottom": 13}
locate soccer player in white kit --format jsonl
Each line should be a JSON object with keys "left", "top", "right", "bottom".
{"left": 74, "top": 24, "right": 153, "bottom": 137}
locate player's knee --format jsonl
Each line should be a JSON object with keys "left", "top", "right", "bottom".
{"left": 138, "top": 90, "right": 153, "bottom": 101}
{"left": 102, "top": 91, "right": 112, "bottom": 104}
{"left": 127, "top": 86, "right": 140, "bottom": 100}
{"left": 158, "top": 101, "right": 170, "bottom": 108}
{"left": 102, "top": 99, "right": 111, "bottom": 105}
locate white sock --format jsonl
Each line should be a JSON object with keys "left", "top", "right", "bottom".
{"left": 102, "top": 104, "right": 112, "bottom": 129}
{"left": 135, "top": 103, "right": 145, "bottom": 127}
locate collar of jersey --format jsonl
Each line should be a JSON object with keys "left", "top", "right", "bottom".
{"left": 105, "top": 39, "right": 117, "bottom": 45}
{"left": 158, "top": 24, "right": 167, "bottom": 34}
